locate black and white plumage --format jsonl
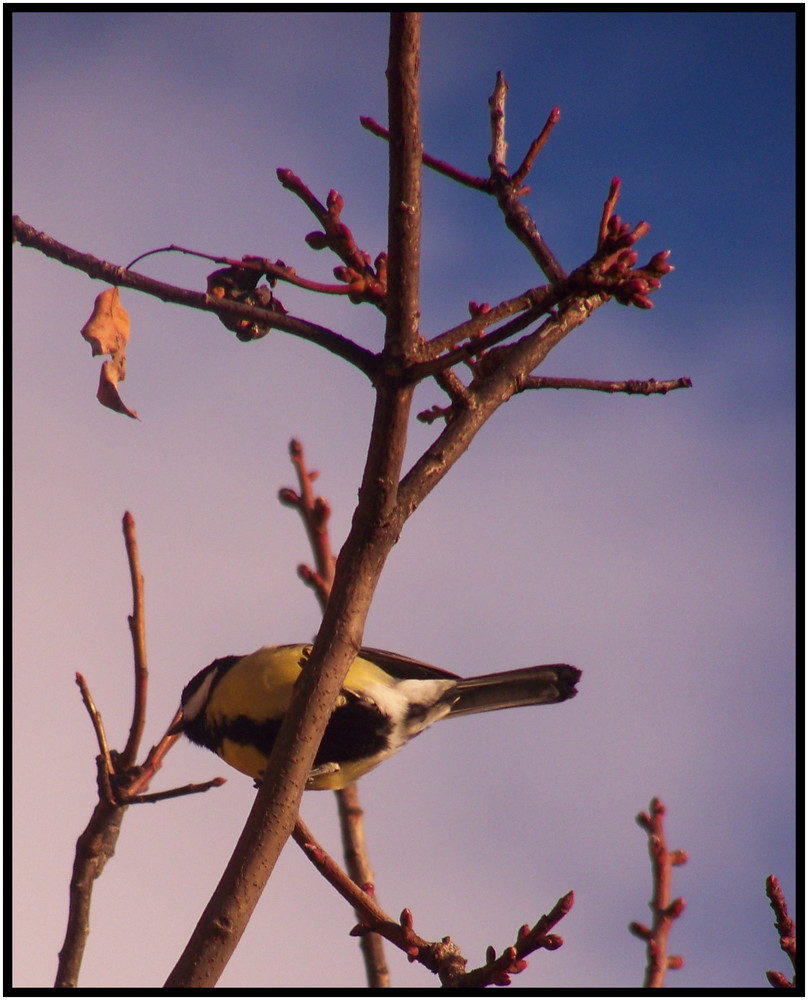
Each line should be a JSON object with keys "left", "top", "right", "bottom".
{"left": 175, "top": 644, "right": 581, "bottom": 789}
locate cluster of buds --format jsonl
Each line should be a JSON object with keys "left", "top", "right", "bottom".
{"left": 303, "top": 187, "right": 388, "bottom": 306}
{"left": 484, "top": 943, "right": 529, "bottom": 986}
{"left": 590, "top": 177, "right": 675, "bottom": 309}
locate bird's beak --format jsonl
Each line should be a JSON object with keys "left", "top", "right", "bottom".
{"left": 165, "top": 707, "right": 185, "bottom": 737}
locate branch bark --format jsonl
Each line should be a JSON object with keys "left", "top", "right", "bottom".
{"left": 164, "top": 14, "right": 424, "bottom": 987}
{"left": 280, "top": 439, "right": 390, "bottom": 988}
{"left": 11, "top": 215, "right": 378, "bottom": 379}
{"left": 630, "top": 798, "right": 687, "bottom": 988}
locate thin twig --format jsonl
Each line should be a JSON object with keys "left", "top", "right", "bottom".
{"left": 361, "top": 115, "right": 491, "bottom": 192}
{"left": 121, "top": 512, "right": 147, "bottom": 767}
{"left": 278, "top": 439, "right": 336, "bottom": 609}
{"left": 517, "top": 375, "right": 693, "bottom": 396}
{"left": 130, "top": 777, "right": 226, "bottom": 804}
{"left": 363, "top": 79, "right": 567, "bottom": 284}
{"left": 75, "top": 673, "right": 114, "bottom": 783}
{"left": 765, "top": 875, "right": 797, "bottom": 988}
{"left": 275, "top": 171, "right": 387, "bottom": 308}
{"left": 56, "top": 519, "right": 210, "bottom": 988}
{"left": 293, "top": 815, "right": 571, "bottom": 987}
{"left": 511, "top": 105, "right": 561, "bottom": 190}
{"left": 487, "top": 73, "right": 566, "bottom": 283}
{"left": 630, "top": 798, "right": 687, "bottom": 988}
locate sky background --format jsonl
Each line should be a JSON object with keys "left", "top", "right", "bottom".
{"left": 12, "top": 11, "right": 796, "bottom": 991}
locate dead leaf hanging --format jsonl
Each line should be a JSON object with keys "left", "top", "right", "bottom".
{"left": 80, "top": 287, "right": 138, "bottom": 419}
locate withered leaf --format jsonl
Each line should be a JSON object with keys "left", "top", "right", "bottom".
{"left": 97, "top": 358, "right": 138, "bottom": 420}
{"left": 80, "top": 287, "right": 138, "bottom": 419}
{"left": 81, "top": 286, "right": 129, "bottom": 356}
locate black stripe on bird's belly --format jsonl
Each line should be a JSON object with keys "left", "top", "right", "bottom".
{"left": 315, "top": 695, "right": 393, "bottom": 766}
{"left": 196, "top": 693, "right": 394, "bottom": 768}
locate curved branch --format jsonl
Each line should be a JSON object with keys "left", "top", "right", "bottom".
{"left": 12, "top": 216, "right": 379, "bottom": 380}
{"left": 293, "top": 815, "right": 571, "bottom": 987}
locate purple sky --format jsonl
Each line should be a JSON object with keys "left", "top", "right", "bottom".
{"left": 12, "top": 11, "right": 796, "bottom": 990}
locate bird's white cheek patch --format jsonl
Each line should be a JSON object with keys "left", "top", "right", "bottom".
{"left": 183, "top": 669, "right": 218, "bottom": 723}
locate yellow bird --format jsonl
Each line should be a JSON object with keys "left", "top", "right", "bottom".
{"left": 173, "top": 644, "right": 580, "bottom": 789}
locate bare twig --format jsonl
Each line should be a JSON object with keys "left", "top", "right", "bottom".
{"left": 363, "top": 74, "right": 566, "bottom": 283}
{"left": 511, "top": 105, "right": 561, "bottom": 190}
{"left": 333, "top": 783, "right": 390, "bottom": 987}
{"left": 275, "top": 170, "right": 387, "bottom": 309}
{"left": 130, "top": 778, "right": 226, "bottom": 804}
{"left": 12, "top": 215, "right": 378, "bottom": 379}
{"left": 55, "top": 515, "right": 210, "bottom": 988}
{"left": 517, "top": 375, "right": 693, "bottom": 396}
{"left": 452, "top": 891, "right": 573, "bottom": 988}
{"left": 75, "top": 673, "right": 115, "bottom": 791}
{"left": 361, "top": 115, "right": 491, "bottom": 192}
{"left": 487, "top": 72, "right": 566, "bottom": 283}
{"left": 630, "top": 798, "right": 687, "bottom": 988}
{"left": 278, "top": 439, "right": 336, "bottom": 609}
{"left": 293, "top": 815, "right": 571, "bottom": 987}
{"left": 121, "top": 512, "right": 147, "bottom": 767}
{"left": 765, "top": 875, "right": 797, "bottom": 988}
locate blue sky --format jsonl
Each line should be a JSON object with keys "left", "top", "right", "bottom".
{"left": 12, "top": 11, "right": 796, "bottom": 990}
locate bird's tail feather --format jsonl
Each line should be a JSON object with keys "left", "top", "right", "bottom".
{"left": 448, "top": 664, "right": 580, "bottom": 717}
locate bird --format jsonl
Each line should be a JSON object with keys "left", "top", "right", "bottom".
{"left": 172, "top": 643, "right": 581, "bottom": 790}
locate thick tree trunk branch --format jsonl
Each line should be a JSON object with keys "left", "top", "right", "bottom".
{"left": 165, "top": 14, "right": 423, "bottom": 988}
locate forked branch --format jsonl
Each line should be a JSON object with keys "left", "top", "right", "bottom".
{"left": 293, "top": 815, "right": 572, "bottom": 987}
{"left": 55, "top": 513, "right": 217, "bottom": 988}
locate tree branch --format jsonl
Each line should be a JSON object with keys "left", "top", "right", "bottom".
{"left": 383, "top": 12, "right": 423, "bottom": 359}
{"left": 164, "top": 15, "right": 425, "bottom": 987}
{"left": 765, "top": 875, "right": 797, "bottom": 988}
{"left": 397, "top": 291, "right": 607, "bottom": 522}
{"left": 488, "top": 72, "right": 566, "bottom": 283}
{"left": 120, "top": 512, "right": 148, "bottom": 767}
{"left": 279, "top": 439, "right": 389, "bottom": 987}
{"left": 12, "top": 215, "right": 379, "bottom": 379}
{"left": 361, "top": 114, "right": 491, "bottom": 193}
{"left": 55, "top": 513, "right": 191, "bottom": 987}
{"left": 516, "top": 375, "right": 693, "bottom": 396}
{"left": 292, "top": 815, "right": 572, "bottom": 987}
{"left": 629, "top": 798, "right": 687, "bottom": 988}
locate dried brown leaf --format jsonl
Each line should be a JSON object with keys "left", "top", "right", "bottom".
{"left": 80, "top": 287, "right": 138, "bottom": 419}
{"left": 81, "top": 287, "right": 130, "bottom": 356}
{"left": 97, "top": 358, "right": 138, "bottom": 420}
